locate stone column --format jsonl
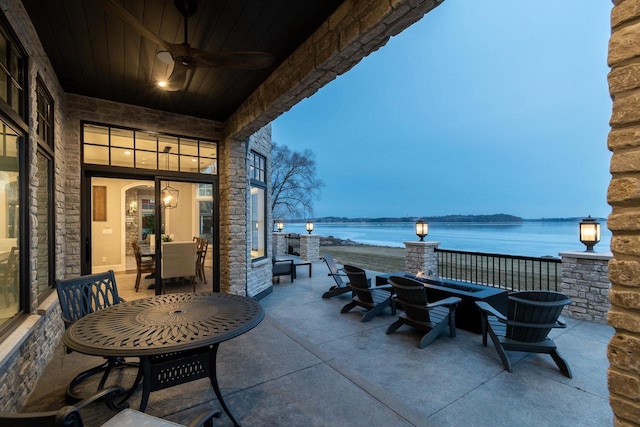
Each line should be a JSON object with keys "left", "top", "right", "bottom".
{"left": 559, "top": 251, "right": 612, "bottom": 324}
{"left": 300, "top": 234, "right": 320, "bottom": 262}
{"left": 405, "top": 241, "right": 440, "bottom": 276}
{"left": 272, "top": 232, "right": 287, "bottom": 257}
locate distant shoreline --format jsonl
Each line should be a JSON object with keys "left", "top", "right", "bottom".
{"left": 284, "top": 215, "right": 601, "bottom": 224}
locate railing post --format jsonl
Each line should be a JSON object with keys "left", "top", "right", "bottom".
{"left": 272, "top": 232, "right": 287, "bottom": 257}
{"left": 404, "top": 241, "right": 440, "bottom": 276}
{"left": 299, "top": 234, "right": 320, "bottom": 262}
{"left": 559, "top": 250, "right": 612, "bottom": 324}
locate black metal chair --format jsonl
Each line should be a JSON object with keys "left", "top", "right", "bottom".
{"left": 55, "top": 270, "right": 139, "bottom": 401}
{"left": 475, "top": 290, "right": 573, "bottom": 377}
{"left": 272, "top": 258, "right": 294, "bottom": 283}
{"left": 341, "top": 265, "right": 396, "bottom": 322}
{"left": 386, "top": 276, "right": 462, "bottom": 348}
{"left": 321, "top": 254, "right": 354, "bottom": 299}
{"left": 0, "top": 386, "right": 220, "bottom": 426}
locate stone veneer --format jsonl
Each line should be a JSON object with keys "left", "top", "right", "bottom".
{"left": 272, "top": 232, "right": 287, "bottom": 257}
{"left": 405, "top": 241, "right": 440, "bottom": 277}
{"left": 607, "top": 1, "right": 640, "bottom": 423}
{"left": 299, "top": 235, "right": 320, "bottom": 262}
{"left": 559, "top": 251, "right": 612, "bottom": 323}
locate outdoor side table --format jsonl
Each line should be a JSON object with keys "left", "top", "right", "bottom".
{"left": 63, "top": 292, "right": 264, "bottom": 427}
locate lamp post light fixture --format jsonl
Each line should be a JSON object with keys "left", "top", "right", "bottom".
{"left": 306, "top": 221, "right": 314, "bottom": 234}
{"left": 579, "top": 216, "right": 601, "bottom": 252}
{"left": 416, "top": 219, "right": 428, "bottom": 242}
{"left": 276, "top": 221, "right": 284, "bottom": 232}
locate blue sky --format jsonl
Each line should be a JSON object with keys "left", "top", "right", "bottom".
{"left": 271, "top": 0, "right": 612, "bottom": 220}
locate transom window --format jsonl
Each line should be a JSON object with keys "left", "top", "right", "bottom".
{"left": 82, "top": 123, "right": 217, "bottom": 174}
{"left": 0, "top": 27, "right": 25, "bottom": 117}
{"left": 36, "top": 79, "right": 54, "bottom": 148}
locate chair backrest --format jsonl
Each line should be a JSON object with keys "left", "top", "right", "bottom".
{"left": 197, "top": 238, "right": 209, "bottom": 263}
{"left": 161, "top": 241, "right": 197, "bottom": 279}
{"left": 56, "top": 270, "right": 121, "bottom": 328}
{"left": 389, "top": 276, "right": 431, "bottom": 322}
{"left": 3, "top": 246, "right": 19, "bottom": 285}
{"left": 506, "top": 291, "right": 572, "bottom": 342}
{"left": 323, "top": 254, "right": 346, "bottom": 287}
{"left": 343, "top": 265, "right": 373, "bottom": 303}
{"left": 131, "top": 241, "right": 143, "bottom": 267}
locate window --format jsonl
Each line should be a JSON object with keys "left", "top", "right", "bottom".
{"left": 35, "top": 79, "right": 54, "bottom": 295}
{"left": 249, "top": 152, "right": 266, "bottom": 260}
{"left": 0, "top": 25, "right": 25, "bottom": 118}
{"left": 0, "top": 119, "right": 20, "bottom": 326}
{"left": 82, "top": 123, "right": 217, "bottom": 174}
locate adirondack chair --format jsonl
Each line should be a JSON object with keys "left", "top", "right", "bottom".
{"left": 321, "top": 254, "right": 360, "bottom": 299}
{"left": 341, "top": 265, "right": 396, "bottom": 322}
{"left": 56, "top": 271, "right": 138, "bottom": 401}
{"left": 475, "top": 291, "right": 573, "bottom": 378}
{"left": 0, "top": 386, "right": 220, "bottom": 426}
{"left": 386, "top": 276, "right": 462, "bottom": 348}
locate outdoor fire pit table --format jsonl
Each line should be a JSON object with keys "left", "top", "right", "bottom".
{"left": 63, "top": 292, "right": 264, "bottom": 427}
{"left": 376, "top": 272, "right": 508, "bottom": 333}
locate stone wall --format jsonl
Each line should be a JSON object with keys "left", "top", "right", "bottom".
{"left": 0, "top": 0, "right": 68, "bottom": 412}
{"left": 245, "top": 125, "right": 272, "bottom": 297}
{"left": 559, "top": 251, "right": 611, "bottom": 323}
{"left": 607, "top": 0, "right": 640, "bottom": 423}
{"left": 405, "top": 242, "right": 440, "bottom": 276}
{"left": 300, "top": 235, "right": 320, "bottom": 262}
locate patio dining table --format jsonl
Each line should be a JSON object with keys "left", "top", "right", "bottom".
{"left": 63, "top": 292, "right": 264, "bottom": 426}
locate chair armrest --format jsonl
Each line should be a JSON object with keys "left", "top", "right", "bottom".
{"left": 475, "top": 301, "right": 507, "bottom": 322}
{"left": 555, "top": 316, "right": 568, "bottom": 328}
{"left": 328, "top": 272, "right": 348, "bottom": 278}
{"left": 427, "top": 296, "right": 462, "bottom": 309}
{"left": 73, "top": 386, "right": 127, "bottom": 412}
{"left": 187, "top": 409, "right": 222, "bottom": 427}
{"left": 370, "top": 283, "right": 393, "bottom": 293}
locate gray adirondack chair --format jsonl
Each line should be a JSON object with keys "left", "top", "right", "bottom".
{"left": 386, "top": 275, "right": 462, "bottom": 348}
{"left": 475, "top": 290, "right": 573, "bottom": 377}
{"left": 341, "top": 265, "right": 395, "bottom": 322}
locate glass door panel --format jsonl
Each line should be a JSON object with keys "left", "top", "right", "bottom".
{"left": 156, "top": 179, "right": 215, "bottom": 294}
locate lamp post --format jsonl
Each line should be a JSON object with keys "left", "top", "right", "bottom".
{"left": 306, "top": 221, "right": 314, "bottom": 234}
{"left": 415, "top": 219, "right": 428, "bottom": 242}
{"left": 276, "top": 221, "right": 284, "bottom": 232}
{"left": 579, "top": 216, "right": 601, "bottom": 252}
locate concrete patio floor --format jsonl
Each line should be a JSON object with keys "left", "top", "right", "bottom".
{"left": 23, "top": 259, "right": 614, "bottom": 426}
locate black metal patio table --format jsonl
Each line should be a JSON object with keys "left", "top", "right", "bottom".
{"left": 63, "top": 292, "right": 264, "bottom": 427}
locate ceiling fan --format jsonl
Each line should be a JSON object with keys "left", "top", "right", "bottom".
{"left": 100, "top": 0, "right": 274, "bottom": 91}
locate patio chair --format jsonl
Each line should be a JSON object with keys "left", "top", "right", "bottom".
{"left": 341, "top": 265, "right": 396, "bottom": 322}
{"left": 196, "top": 238, "right": 209, "bottom": 284}
{"left": 0, "top": 385, "right": 221, "bottom": 426}
{"left": 1, "top": 246, "right": 18, "bottom": 307}
{"left": 475, "top": 290, "right": 573, "bottom": 378}
{"left": 321, "top": 254, "right": 356, "bottom": 299}
{"left": 56, "top": 270, "right": 139, "bottom": 401}
{"left": 386, "top": 275, "right": 462, "bottom": 348}
{"left": 161, "top": 241, "right": 197, "bottom": 291}
{"left": 132, "top": 241, "right": 154, "bottom": 292}
{"left": 272, "top": 258, "right": 294, "bottom": 283}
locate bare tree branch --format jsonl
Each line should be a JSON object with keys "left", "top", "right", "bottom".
{"left": 271, "top": 142, "right": 324, "bottom": 219}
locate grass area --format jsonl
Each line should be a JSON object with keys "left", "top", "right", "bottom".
{"left": 320, "top": 245, "right": 406, "bottom": 273}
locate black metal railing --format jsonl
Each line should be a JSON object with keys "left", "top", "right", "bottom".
{"left": 436, "top": 248, "right": 562, "bottom": 292}
{"left": 285, "top": 233, "right": 300, "bottom": 256}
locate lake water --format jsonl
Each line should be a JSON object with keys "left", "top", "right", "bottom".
{"left": 282, "top": 220, "right": 612, "bottom": 258}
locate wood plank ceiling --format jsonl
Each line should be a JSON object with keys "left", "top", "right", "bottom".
{"left": 21, "top": 0, "right": 344, "bottom": 122}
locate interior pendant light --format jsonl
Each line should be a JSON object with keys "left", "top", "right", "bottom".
{"left": 161, "top": 146, "right": 179, "bottom": 209}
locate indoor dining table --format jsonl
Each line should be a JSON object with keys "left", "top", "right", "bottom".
{"left": 63, "top": 292, "right": 264, "bottom": 427}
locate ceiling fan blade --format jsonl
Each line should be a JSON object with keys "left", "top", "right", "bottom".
{"left": 193, "top": 51, "right": 274, "bottom": 70}
{"left": 162, "top": 62, "right": 194, "bottom": 91}
{"left": 100, "top": 0, "right": 171, "bottom": 51}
